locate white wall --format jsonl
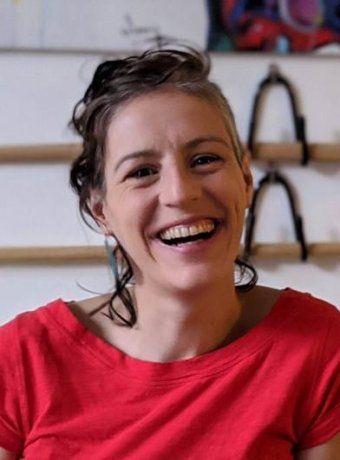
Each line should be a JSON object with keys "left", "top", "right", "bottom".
{"left": 0, "top": 50, "right": 339, "bottom": 324}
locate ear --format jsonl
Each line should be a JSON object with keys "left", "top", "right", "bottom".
{"left": 88, "top": 189, "right": 111, "bottom": 236}
{"left": 241, "top": 151, "right": 253, "bottom": 208}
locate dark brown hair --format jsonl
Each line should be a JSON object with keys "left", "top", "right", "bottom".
{"left": 70, "top": 47, "right": 257, "bottom": 326}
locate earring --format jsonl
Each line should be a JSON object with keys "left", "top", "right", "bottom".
{"left": 104, "top": 236, "right": 118, "bottom": 278}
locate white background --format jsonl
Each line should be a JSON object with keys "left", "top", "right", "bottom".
{"left": 0, "top": 2, "right": 339, "bottom": 324}
{"left": 0, "top": 0, "right": 207, "bottom": 52}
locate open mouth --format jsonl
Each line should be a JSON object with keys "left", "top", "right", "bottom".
{"left": 158, "top": 220, "right": 219, "bottom": 246}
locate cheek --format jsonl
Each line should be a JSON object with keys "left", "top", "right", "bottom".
{"left": 103, "top": 193, "right": 152, "bottom": 243}
{"left": 234, "top": 173, "right": 252, "bottom": 209}
{"left": 218, "top": 181, "right": 249, "bottom": 232}
{"left": 213, "top": 174, "right": 247, "bottom": 208}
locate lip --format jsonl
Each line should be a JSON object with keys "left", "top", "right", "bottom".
{"left": 153, "top": 217, "right": 221, "bottom": 238}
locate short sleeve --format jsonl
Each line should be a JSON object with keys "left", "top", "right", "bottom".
{"left": 0, "top": 319, "right": 24, "bottom": 453}
{"left": 299, "top": 311, "right": 340, "bottom": 449}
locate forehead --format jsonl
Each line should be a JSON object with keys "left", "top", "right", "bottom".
{"left": 106, "top": 90, "right": 232, "bottom": 155}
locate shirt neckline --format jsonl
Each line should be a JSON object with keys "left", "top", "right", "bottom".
{"left": 42, "top": 288, "right": 300, "bottom": 383}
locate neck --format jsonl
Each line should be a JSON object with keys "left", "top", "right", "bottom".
{"left": 114, "top": 278, "right": 242, "bottom": 362}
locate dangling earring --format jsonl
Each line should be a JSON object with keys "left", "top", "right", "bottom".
{"left": 104, "top": 235, "right": 134, "bottom": 282}
{"left": 104, "top": 235, "right": 119, "bottom": 279}
{"left": 103, "top": 235, "right": 136, "bottom": 327}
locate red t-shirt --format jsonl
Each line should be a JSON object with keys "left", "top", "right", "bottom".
{"left": 0, "top": 289, "right": 339, "bottom": 459}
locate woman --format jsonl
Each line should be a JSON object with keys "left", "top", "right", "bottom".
{"left": 0, "top": 48, "right": 339, "bottom": 459}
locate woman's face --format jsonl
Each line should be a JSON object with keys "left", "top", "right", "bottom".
{"left": 94, "top": 89, "right": 253, "bottom": 294}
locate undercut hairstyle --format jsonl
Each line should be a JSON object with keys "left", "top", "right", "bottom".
{"left": 70, "top": 47, "right": 257, "bottom": 327}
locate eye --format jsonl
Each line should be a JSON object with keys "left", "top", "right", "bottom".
{"left": 191, "top": 154, "right": 221, "bottom": 167}
{"left": 128, "top": 166, "right": 157, "bottom": 179}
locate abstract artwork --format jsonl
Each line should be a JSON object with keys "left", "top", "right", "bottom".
{"left": 207, "top": 0, "right": 340, "bottom": 53}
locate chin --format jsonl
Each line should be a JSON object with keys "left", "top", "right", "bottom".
{"left": 159, "top": 266, "right": 229, "bottom": 295}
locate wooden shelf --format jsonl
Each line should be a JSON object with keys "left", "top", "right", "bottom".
{"left": 251, "top": 142, "right": 340, "bottom": 162}
{"left": 0, "top": 142, "right": 340, "bottom": 163}
{"left": 0, "top": 243, "right": 339, "bottom": 264}
{"left": 249, "top": 242, "right": 340, "bottom": 258}
{"left": 0, "top": 246, "right": 106, "bottom": 264}
{"left": 0, "top": 143, "right": 81, "bottom": 163}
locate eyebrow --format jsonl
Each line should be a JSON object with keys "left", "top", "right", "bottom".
{"left": 185, "top": 136, "right": 231, "bottom": 150}
{"left": 113, "top": 136, "right": 231, "bottom": 172}
{"left": 114, "top": 150, "right": 158, "bottom": 172}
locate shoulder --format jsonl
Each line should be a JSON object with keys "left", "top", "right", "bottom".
{"left": 241, "top": 286, "right": 339, "bottom": 335}
{"left": 282, "top": 291, "right": 340, "bottom": 449}
{"left": 0, "top": 299, "right": 67, "bottom": 352}
{"left": 258, "top": 289, "right": 339, "bottom": 448}
{"left": 246, "top": 286, "right": 339, "bottom": 353}
{"left": 278, "top": 289, "right": 340, "bottom": 336}
{"left": 266, "top": 288, "right": 340, "bottom": 351}
{"left": 0, "top": 300, "right": 67, "bottom": 454}
{"left": 0, "top": 299, "right": 72, "bottom": 410}
{"left": 282, "top": 288, "right": 339, "bottom": 313}
{"left": 270, "top": 289, "right": 339, "bottom": 387}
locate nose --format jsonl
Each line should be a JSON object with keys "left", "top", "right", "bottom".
{"left": 159, "top": 163, "right": 202, "bottom": 207}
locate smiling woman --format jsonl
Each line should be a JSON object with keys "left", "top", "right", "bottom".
{"left": 0, "top": 48, "right": 339, "bottom": 459}
{"left": 91, "top": 89, "right": 253, "bottom": 302}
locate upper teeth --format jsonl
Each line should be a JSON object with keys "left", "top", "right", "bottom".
{"left": 160, "top": 220, "right": 216, "bottom": 241}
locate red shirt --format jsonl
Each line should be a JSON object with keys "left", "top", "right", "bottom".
{"left": 0, "top": 289, "right": 339, "bottom": 459}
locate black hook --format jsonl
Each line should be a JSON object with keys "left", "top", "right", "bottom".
{"left": 243, "top": 170, "right": 308, "bottom": 261}
{"left": 247, "top": 65, "right": 309, "bottom": 165}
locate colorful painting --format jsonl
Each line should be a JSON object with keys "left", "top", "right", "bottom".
{"left": 207, "top": 0, "right": 340, "bottom": 53}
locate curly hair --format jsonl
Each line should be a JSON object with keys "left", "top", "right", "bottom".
{"left": 70, "top": 47, "right": 257, "bottom": 326}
